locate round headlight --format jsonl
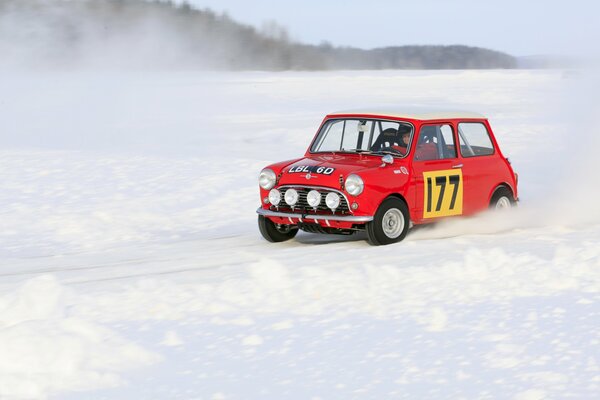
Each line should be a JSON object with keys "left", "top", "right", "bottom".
{"left": 268, "top": 189, "right": 281, "bottom": 206}
{"left": 259, "top": 169, "right": 276, "bottom": 190}
{"left": 284, "top": 188, "right": 299, "bottom": 206}
{"left": 345, "top": 174, "right": 364, "bottom": 196}
{"left": 307, "top": 190, "right": 321, "bottom": 208}
{"left": 325, "top": 192, "right": 340, "bottom": 210}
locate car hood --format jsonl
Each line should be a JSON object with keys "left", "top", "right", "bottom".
{"left": 276, "top": 153, "right": 384, "bottom": 187}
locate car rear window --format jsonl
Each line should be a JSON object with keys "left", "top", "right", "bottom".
{"left": 458, "top": 122, "right": 494, "bottom": 157}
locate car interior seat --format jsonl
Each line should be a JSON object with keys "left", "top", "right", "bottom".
{"left": 371, "top": 128, "right": 399, "bottom": 150}
{"left": 415, "top": 126, "right": 439, "bottom": 160}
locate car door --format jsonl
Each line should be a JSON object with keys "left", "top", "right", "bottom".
{"left": 456, "top": 120, "right": 498, "bottom": 214}
{"left": 411, "top": 123, "right": 464, "bottom": 222}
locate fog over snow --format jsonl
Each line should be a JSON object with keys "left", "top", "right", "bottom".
{"left": 0, "top": 68, "right": 599, "bottom": 399}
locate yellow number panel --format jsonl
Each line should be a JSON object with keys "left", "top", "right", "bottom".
{"left": 423, "top": 169, "right": 463, "bottom": 218}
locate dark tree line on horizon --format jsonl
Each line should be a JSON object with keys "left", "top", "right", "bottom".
{"left": 0, "top": 0, "right": 518, "bottom": 70}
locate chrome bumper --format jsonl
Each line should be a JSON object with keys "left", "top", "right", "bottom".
{"left": 256, "top": 207, "right": 373, "bottom": 223}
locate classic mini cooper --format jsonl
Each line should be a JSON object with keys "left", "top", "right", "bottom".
{"left": 257, "top": 109, "right": 518, "bottom": 245}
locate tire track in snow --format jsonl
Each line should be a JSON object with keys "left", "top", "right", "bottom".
{"left": 1, "top": 235, "right": 262, "bottom": 284}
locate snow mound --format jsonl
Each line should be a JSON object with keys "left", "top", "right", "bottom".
{"left": 0, "top": 276, "right": 160, "bottom": 399}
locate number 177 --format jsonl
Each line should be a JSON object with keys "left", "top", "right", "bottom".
{"left": 423, "top": 170, "right": 463, "bottom": 218}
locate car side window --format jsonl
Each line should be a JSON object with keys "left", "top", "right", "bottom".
{"left": 440, "top": 125, "right": 457, "bottom": 158}
{"left": 414, "top": 124, "right": 456, "bottom": 161}
{"left": 458, "top": 122, "right": 494, "bottom": 157}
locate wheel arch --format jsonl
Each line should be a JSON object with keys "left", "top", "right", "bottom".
{"left": 386, "top": 192, "right": 409, "bottom": 206}
{"left": 488, "top": 183, "right": 516, "bottom": 204}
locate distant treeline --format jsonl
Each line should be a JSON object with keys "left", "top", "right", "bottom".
{"left": 0, "top": 0, "right": 517, "bottom": 70}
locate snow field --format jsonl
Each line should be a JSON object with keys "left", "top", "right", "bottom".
{"left": 0, "top": 70, "right": 599, "bottom": 399}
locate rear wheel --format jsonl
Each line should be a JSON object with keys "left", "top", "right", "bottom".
{"left": 366, "top": 197, "right": 410, "bottom": 246}
{"left": 490, "top": 186, "right": 515, "bottom": 210}
{"left": 258, "top": 215, "right": 298, "bottom": 242}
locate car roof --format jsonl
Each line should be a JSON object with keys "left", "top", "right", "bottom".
{"left": 327, "top": 108, "right": 486, "bottom": 121}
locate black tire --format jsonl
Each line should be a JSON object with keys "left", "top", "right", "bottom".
{"left": 258, "top": 215, "right": 298, "bottom": 243}
{"left": 489, "top": 186, "right": 515, "bottom": 210}
{"left": 366, "top": 197, "right": 410, "bottom": 246}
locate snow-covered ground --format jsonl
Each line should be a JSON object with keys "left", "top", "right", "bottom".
{"left": 0, "top": 70, "right": 599, "bottom": 399}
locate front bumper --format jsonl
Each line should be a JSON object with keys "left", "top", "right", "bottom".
{"left": 256, "top": 208, "right": 373, "bottom": 223}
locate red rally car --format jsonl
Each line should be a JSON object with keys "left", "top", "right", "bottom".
{"left": 257, "top": 109, "right": 518, "bottom": 245}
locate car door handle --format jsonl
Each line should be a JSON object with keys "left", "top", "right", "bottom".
{"left": 452, "top": 164, "right": 463, "bottom": 168}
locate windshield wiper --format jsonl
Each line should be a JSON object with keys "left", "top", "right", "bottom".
{"left": 372, "top": 149, "right": 401, "bottom": 156}
{"left": 343, "top": 149, "right": 374, "bottom": 154}
{"left": 373, "top": 149, "right": 394, "bottom": 155}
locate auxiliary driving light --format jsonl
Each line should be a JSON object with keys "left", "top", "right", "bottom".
{"left": 268, "top": 189, "right": 281, "bottom": 206}
{"left": 307, "top": 190, "right": 321, "bottom": 208}
{"left": 284, "top": 188, "right": 299, "bottom": 206}
{"left": 325, "top": 192, "right": 340, "bottom": 210}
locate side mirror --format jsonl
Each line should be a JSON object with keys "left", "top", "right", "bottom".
{"left": 381, "top": 154, "right": 394, "bottom": 166}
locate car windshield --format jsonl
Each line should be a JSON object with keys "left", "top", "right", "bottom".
{"left": 311, "top": 118, "right": 414, "bottom": 157}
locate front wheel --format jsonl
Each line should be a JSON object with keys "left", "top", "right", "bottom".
{"left": 258, "top": 215, "right": 298, "bottom": 243}
{"left": 366, "top": 197, "right": 410, "bottom": 246}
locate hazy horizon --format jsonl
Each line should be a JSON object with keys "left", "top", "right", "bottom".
{"left": 0, "top": 0, "right": 521, "bottom": 71}
{"left": 183, "top": 0, "right": 597, "bottom": 58}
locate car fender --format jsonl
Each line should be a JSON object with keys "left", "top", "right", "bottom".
{"left": 351, "top": 172, "right": 412, "bottom": 217}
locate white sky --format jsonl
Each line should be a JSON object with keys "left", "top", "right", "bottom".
{"left": 182, "top": 0, "right": 597, "bottom": 57}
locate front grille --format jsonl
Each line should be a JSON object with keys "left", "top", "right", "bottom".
{"left": 272, "top": 186, "right": 351, "bottom": 215}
